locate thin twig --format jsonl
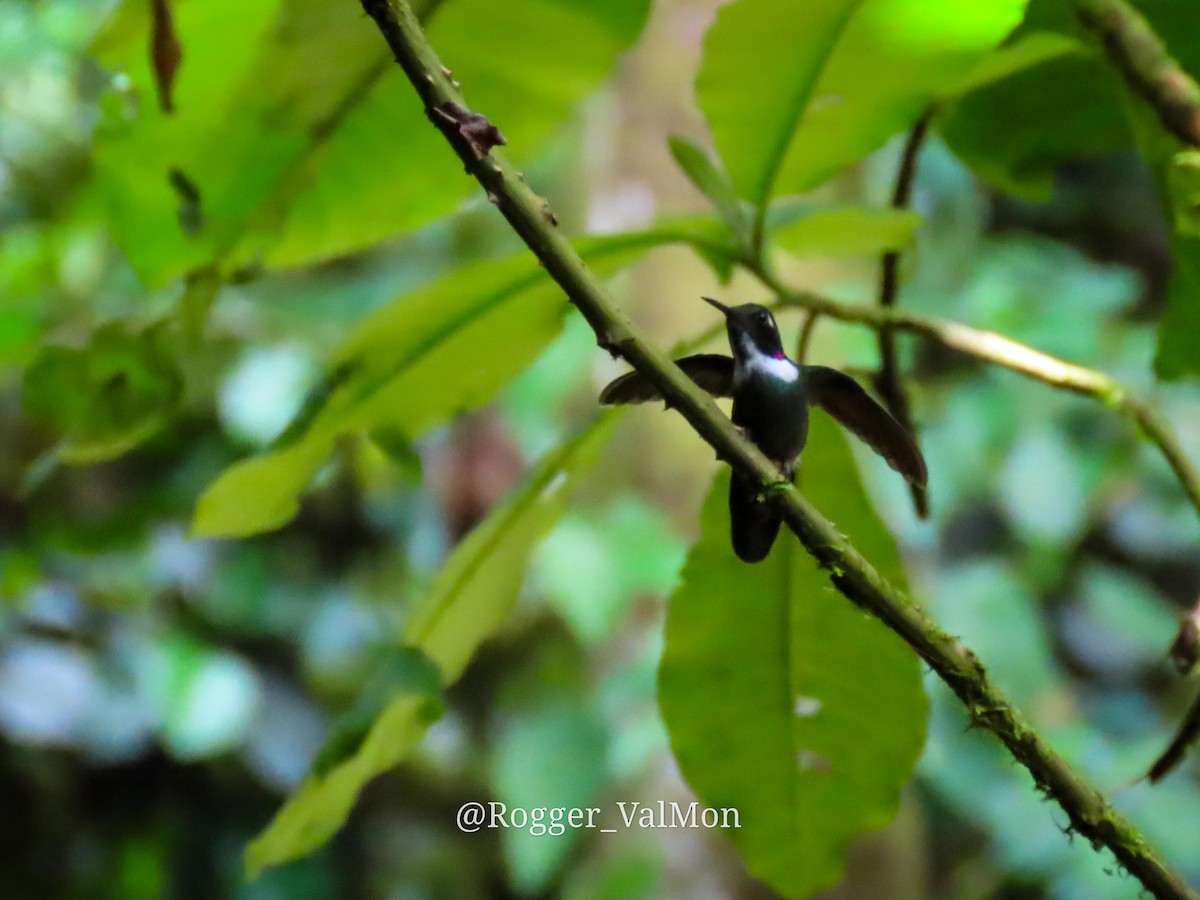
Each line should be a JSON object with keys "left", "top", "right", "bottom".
{"left": 1071, "top": 0, "right": 1200, "bottom": 148}
{"left": 358, "top": 1, "right": 1197, "bottom": 895}
{"left": 795, "top": 311, "right": 820, "bottom": 364}
{"left": 877, "top": 110, "right": 934, "bottom": 518}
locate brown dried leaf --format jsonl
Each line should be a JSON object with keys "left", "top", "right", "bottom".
{"left": 151, "top": 0, "right": 183, "bottom": 114}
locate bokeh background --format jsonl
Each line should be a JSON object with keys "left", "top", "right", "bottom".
{"left": 3, "top": 0, "right": 1200, "bottom": 897}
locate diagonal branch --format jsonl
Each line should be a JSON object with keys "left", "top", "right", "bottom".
{"left": 751, "top": 270, "right": 1200, "bottom": 532}
{"left": 1071, "top": 0, "right": 1200, "bottom": 148}
{"left": 357, "top": 1, "right": 1196, "bottom": 896}
{"left": 876, "top": 110, "right": 934, "bottom": 519}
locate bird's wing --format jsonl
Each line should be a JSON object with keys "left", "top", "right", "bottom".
{"left": 599, "top": 354, "right": 735, "bottom": 404}
{"left": 803, "top": 365, "right": 927, "bottom": 487}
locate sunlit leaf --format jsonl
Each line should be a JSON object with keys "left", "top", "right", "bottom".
{"left": 244, "top": 691, "right": 441, "bottom": 880}
{"left": 191, "top": 436, "right": 334, "bottom": 539}
{"left": 659, "top": 417, "right": 927, "bottom": 898}
{"left": 245, "top": 416, "right": 617, "bottom": 876}
{"left": 1167, "top": 150, "right": 1200, "bottom": 238}
{"left": 91, "top": 0, "right": 652, "bottom": 282}
{"left": 697, "top": 0, "right": 861, "bottom": 209}
{"left": 954, "top": 30, "right": 1081, "bottom": 93}
{"left": 697, "top": 0, "right": 1028, "bottom": 212}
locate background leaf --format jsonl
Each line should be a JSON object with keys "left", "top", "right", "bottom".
{"left": 939, "top": 46, "right": 1129, "bottom": 199}
{"left": 697, "top": 0, "right": 1028, "bottom": 213}
{"left": 659, "top": 415, "right": 927, "bottom": 898}
{"left": 192, "top": 228, "right": 718, "bottom": 538}
{"left": 23, "top": 323, "right": 182, "bottom": 463}
{"left": 245, "top": 415, "right": 617, "bottom": 875}
{"left": 92, "top": 0, "right": 653, "bottom": 281}
{"left": 667, "top": 135, "right": 750, "bottom": 242}
{"left": 771, "top": 207, "right": 921, "bottom": 259}
{"left": 696, "top": 0, "right": 862, "bottom": 210}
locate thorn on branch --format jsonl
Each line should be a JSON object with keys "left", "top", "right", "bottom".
{"left": 541, "top": 200, "right": 558, "bottom": 226}
{"left": 430, "top": 101, "right": 506, "bottom": 159}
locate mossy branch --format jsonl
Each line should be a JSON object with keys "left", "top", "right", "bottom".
{"left": 1071, "top": 0, "right": 1200, "bottom": 147}
{"left": 356, "top": 1, "right": 1197, "bottom": 896}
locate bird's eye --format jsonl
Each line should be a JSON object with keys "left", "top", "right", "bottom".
{"left": 758, "top": 311, "right": 770, "bottom": 324}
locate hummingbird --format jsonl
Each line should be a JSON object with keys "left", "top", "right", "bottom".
{"left": 599, "top": 297, "right": 927, "bottom": 563}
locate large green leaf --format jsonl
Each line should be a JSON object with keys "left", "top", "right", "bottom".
{"left": 697, "top": 0, "right": 1028, "bottom": 213}
{"left": 193, "top": 226, "right": 728, "bottom": 538}
{"left": 92, "top": 0, "right": 386, "bottom": 285}
{"left": 245, "top": 416, "right": 617, "bottom": 876}
{"left": 939, "top": 45, "right": 1130, "bottom": 199}
{"left": 91, "top": 0, "right": 652, "bottom": 283}
{"left": 659, "top": 416, "right": 927, "bottom": 898}
{"left": 257, "top": 0, "right": 653, "bottom": 268}
{"left": 697, "top": 0, "right": 862, "bottom": 210}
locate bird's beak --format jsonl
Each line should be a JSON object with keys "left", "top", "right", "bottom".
{"left": 702, "top": 296, "right": 730, "bottom": 316}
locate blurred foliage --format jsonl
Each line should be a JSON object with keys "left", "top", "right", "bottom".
{"left": 2, "top": 0, "right": 1200, "bottom": 898}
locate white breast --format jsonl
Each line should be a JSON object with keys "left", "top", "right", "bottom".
{"left": 739, "top": 334, "right": 799, "bottom": 383}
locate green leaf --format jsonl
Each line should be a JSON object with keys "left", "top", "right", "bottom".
{"left": 939, "top": 46, "right": 1130, "bottom": 200}
{"left": 697, "top": 0, "right": 862, "bottom": 210}
{"left": 1155, "top": 233, "right": 1200, "bottom": 379}
{"left": 244, "top": 691, "right": 442, "bottom": 879}
{"left": 312, "top": 647, "right": 444, "bottom": 778}
{"left": 92, "top": 0, "right": 383, "bottom": 284}
{"left": 244, "top": 416, "right": 617, "bottom": 876}
{"left": 191, "top": 436, "right": 334, "bottom": 539}
{"left": 405, "top": 415, "right": 617, "bottom": 679}
{"left": 697, "top": 0, "right": 1028, "bottom": 212}
{"left": 251, "top": 0, "right": 654, "bottom": 267}
{"left": 771, "top": 207, "right": 921, "bottom": 259}
{"left": 91, "top": 0, "right": 652, "bottom": 281}
{"left": 23, "top": 323, "right": 182, "bottom": 463}
{"left": 1167, "top": 149, "right": 1200, "bottom": 238}
{"left": 193, "top": 227, "right": 721, "bottom": 538}
{"left": 954, "top": 30, "right": 1082, "bottom": 94}
{"left": 659, "top": 417, "right": 927, "bottom": 898}
{"left": 667, "top": 135, "right": 750, "bottom": 242}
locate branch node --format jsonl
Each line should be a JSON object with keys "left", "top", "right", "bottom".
{"left": 430, "top": 100, "right": 506, "bottom": 158}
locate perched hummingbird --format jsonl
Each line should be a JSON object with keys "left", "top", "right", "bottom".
{"left": 600, "top": 297, "right": 927, "bottom": 563}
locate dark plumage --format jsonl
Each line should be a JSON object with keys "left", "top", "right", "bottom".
{"left": 600, "top": 297, "right": 927, "bottom": 562}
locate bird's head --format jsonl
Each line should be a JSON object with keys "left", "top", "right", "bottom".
{"left": 702, "top": 297, "right": 786, "bottom": 361}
